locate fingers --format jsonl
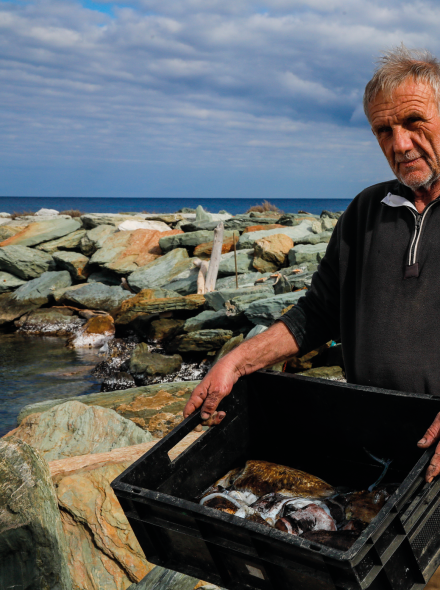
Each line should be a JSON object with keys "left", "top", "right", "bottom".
{"left": 418, "top": 412, "right": 440, "bottom": 448}
{"left": 201, "top": 411, "right": 226, "bottom": 427}
{"left": 183, "top": 383, "right": 208, "bottom": 418}
{"left": 426, "top": 442, "right": 440, "bottom": 483}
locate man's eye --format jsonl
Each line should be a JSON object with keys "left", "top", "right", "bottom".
{"left": 407, "top": 116, "right": 422, "bottom": 124}
{"left": 377, "top": 127, "right": 391, "bottom": 135}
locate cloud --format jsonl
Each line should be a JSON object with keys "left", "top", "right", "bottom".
{"left": 0, "top": 0, "right": 438, "bottom": 197}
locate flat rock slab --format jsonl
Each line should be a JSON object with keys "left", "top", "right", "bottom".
{"left": 288, "top": 242, "right": 328, "bottom": 265}
{"left": 53, "top": 251, "right": 90, "bottom": 281}
{"left": 114, "top": 292, "right": 205, "bottom": 324}
{"left": 0, "top": 244, "right": 55, "bottom": 279}
{"left": 80, "top": 224, "right": 117, "bottom": 256}
{"left": 58, "top": 282, "right": 134, "bottom": 311}
{"left": 80, "top": 213, "right": 148, "bottom": 229}
{"left": 244, "top": 290, "right": 305, "bottom": 326}
{"left": 218, "top": 249, "right": 254, "bottom": 276}
{"left": 15, "top": 307, "right": 85, "bottom": 336}
{"left": 129, "top": 343, "right": 182, "bottom": 377}
{"left": 159, "top": 230, "right": 235, "bottom": 253}
{"left": 128, "top": 248, "right": 194, "bottom": 292}
{"left": 127, "top": 566, "right": 198, "bottom": 590}
{"left": 13, "top": 270, "right": 72, "bottom": 305}
{"left": 204, "top": 285, "right": 274, "bottom": 311}
{"left": 0, "top": 292, "right": 44, "bottom": 325}
{"left": 118, "top": 219, "right": 171, "bottom": 232}
{"left": 168, "top": 329, "right": 233, "bottom": 352}
{"left": 36, "top": 228, "right": 87, "bottom": 254}
{"left": 87, "top": 269, "right": 122, "bottom": 286}
{"left": 0, "top": 270, "right": 25, "bottom": 293}
{"left": 4, "top": 400, "right": 152, "bottom": 461}
{"left": 0, "top": 438, "right": 72, "bottom": 589}
{"left": 0, "top": 217, "right": 81, "bottom": 247}
{"left": 237, "top": 220, "right": 313, "bottom": 250}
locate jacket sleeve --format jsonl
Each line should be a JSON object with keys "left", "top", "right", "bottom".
{"left": 278, "top": 218, "right": 341, "bottom": 356}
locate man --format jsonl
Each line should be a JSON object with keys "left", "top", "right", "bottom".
{"left": 184, "top": 45, "right": 440, "bottom": 484}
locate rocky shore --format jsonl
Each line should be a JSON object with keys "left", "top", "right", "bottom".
{"left": 0, "top": 205, "right": 344, "bottom": 589}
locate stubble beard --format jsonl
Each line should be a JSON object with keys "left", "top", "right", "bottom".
{"left": 393, "top": 149, "right": 440, "bottom": 191}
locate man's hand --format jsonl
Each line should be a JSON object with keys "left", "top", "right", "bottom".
{"left": 418, "top": 412, "right": 440, "bottom": 482}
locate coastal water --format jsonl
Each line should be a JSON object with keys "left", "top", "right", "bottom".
{"left": 0, "top": 333, "right": 102, "bottom": 437}
{"left": 0, "top": 197, "right": 351, "bottom": 216}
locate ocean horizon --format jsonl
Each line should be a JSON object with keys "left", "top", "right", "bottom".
{"left": 0, "top": 197, "right": 351, "bottom": 216}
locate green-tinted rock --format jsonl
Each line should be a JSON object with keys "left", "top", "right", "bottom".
{"left": 128, "top": 249, "right": 194, "bottom": 292}
{"left": 15, "top": 307, "right": 85, "bottom": 335}
{"left": 321, "top": 210, "right": 343, "bottom": 219}
{"left": 13, "top": 270, "right": 72, "bottom": 305}
{"left": 288, "top": 243, "right": 328, "bottom": 266}
{"left": 180, "top": 220, "right": 219, "bottom": 232}
{"left": 159, "top": 230, "right": 235, "bottom": 253}
{"left": 0, "top": 438, "right": 72, "bottom": 590}
{"left": 168, "top": 329, "right": 232, "bottom": 352}
{"left": 80, "top": 224, "right": 117, "bottom": 256}
{"left": 184, "top": 310, "right": 218, "bottom": 332}
{"left": 294, "top": 231, "right": 332, "bottom": 246}
{"left": 218, "top": 249, "right": 254, "bottom": 276}
{"left": 80, "top": 213, "right": 147, "bottom": 230}
{"left": 162, "top": 266, "right": 199, "bottom": 295}
{"left": 89, "top": 230, "right": 131, "bottom": 266}
{"left": 213, "top": 333, "right": 244, "bottom": 362}
{"left": 114, "top": 293, "right": 205, "bottom": 324}
{"left": 87, "top": 269, "right": 122, "bottom": 286}
{"left": 297, "top": 365, "right": 345, "bottom": 379}
{"left": 237, "top": 221, "right": 313, "bottom": 250}
{"left": 196, "top": 204, "right": 212, "bottom": 221}
{"left": 277, "top": 213, "right": 319, "bottom": 225}
{"left": 204, "top": 285, "right": 274, "bottom": 311}
{"left": 129, "top": 343, "right": 182, "bottom": 378}
{"left": 0, "top": 245, "right": 55, "bottom": 279}
{"left": 0, "top": 217, "right": 81, "bottom": 247}
{"left": 148, "top": 318, "right": 185, "bottom": 340}
{"left": 36, "top": 228, "right": 86, "bottom": 254}
{"left": 244, "top": 291, "right": 305, "bottom": 326}
{"left": 227, "top": 290, "right": 275, "bottom": 314}
{"left": 58, "top": 282, "right": 134, "bottom": 311}
{"left": 224, "top": 217, "right": 283, "bottom": 231}
{"left": 127, "top": 565, "right": 198, "bottom": 590}
{"left": 0, "top": 292, "right": 42, "bottom": 325}
{"left": 0, "top": 271, "right": 25, "bottom": 293}
{"left": 53, "top": 250, "right": 90, "bottom": 281}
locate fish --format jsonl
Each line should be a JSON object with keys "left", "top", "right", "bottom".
{"left": 275, "top": 503, "right": 336, "bottom": 536}
{"left": 200, "top": 493, "right": 245, "bottom": 515}
{"left": 231, "top": 460, "right": 334, "bottom": 498}
{"left": 345, "top": 489, "right": 390, "bottom": 524}
{"left": 200, "top": 467, "right": 243, "bottom": 498}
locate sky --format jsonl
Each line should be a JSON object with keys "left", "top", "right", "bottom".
{"left": 0, "top": 0, "right": 439, "bottom": 199}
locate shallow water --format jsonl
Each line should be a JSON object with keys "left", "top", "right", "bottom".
{"left": 0, "top": 333, "right": 102, "bottom": 437}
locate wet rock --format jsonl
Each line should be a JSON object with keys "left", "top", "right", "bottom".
{"left": 148, "top": 317, "right": 185, "bottom": 341}
{"left": 93, "top": 338, "right": 139, "bottom": 378}
{"left": 0, "top": 270, "right": 25, "bottom": 293}
{"left": 159, "top": 230, "right": 235, "bottom": 254}
{"left": 147, "top": 413, "right": 184, "bottom": 438}
{"left": 80, "top": 213, "right": 148, "bottom": 229}
{"left": 168, "top": 329, "right": 232, "bottom": 352}
{"left": 237, "top": 221, "right": 313, "bottom": 250}
{"left": 67, "top": 313, "right": 115, "bottom": 348}
{"left": 0, "top": 438, "right": 72, "bottom": 590}
{"left": 253, "top": 233, "right": 294, "bottom": 273}
{"left": 80, "top": 223, "right": 117, "bottom": 256}
{"left": 128, "top": 248, "right": 194, "bottom": 292}
{"left": 87, "top": 268, "right": 122, "bottom": 286}
{"left": 218, "top": 249, "right": 254, "bottom": 276}
{"left": 204, "top": 285, "right": 274, "bottom": 311}
{"left": 244, "top": 291, "right": 305, "bottom": 326}
{"left": 0, "top": 217, "right": 81, "bottom": 247}
{"left": 130, "top": 343, "right": 183, "bottom": 380}
{"left": 213, "top": 333, "right": 244, "bottom": 362}
{"left": 288, "top": 243, "right": 328, "bottom": 266}
{"left": 36, "top": 228, "right": 87, "bottom": 254}
{"left": 5, "top": 400, "right": 152, "bottom": 461}
{"left": 13, "top": 270, "right": 72, "bottom": 306}
{"left": 101, "top": 371, "right": 136, "bottom": 392}
{"left": 114, "top": 292, "right": 205, "bottom": 325}
{"left": 53, "top": 250, "right": 90, "bottom": 281}
{"left": 55, "top": 462, "right": 152, "bottom": 588}
{"left": 0, "top": 292, "right": 42, "bottom": 325}
{"left": 0, "top": 244, "right": 55, "bottom": 279}
{"left": 58, "top": 282, "right": 134, "bottom": 311}
{"left": 15, "top": 307, "right": 85, "bottom": 336}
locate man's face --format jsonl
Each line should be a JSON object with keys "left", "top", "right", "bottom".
{"left": 369, "top": 79, "right": 440, "bottom": 191}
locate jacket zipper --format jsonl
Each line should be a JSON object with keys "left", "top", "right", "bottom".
{"left": 406, "top": 200, "right": 440, "bottom": 266}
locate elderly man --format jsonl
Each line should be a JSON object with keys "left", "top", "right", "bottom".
{"left": 184, "top": 46, "right": 440, "bottom": 484}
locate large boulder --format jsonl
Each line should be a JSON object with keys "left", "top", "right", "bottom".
{"left": 67, "top": 314, "right": 115, "bottom": 348}
{"left": 129, "top": 343, "right": 182, "bottom": 380}
{"left": 114, "top": 292, "right": 205, "bottom": 325}
{"left": 224, "top": 217, "right": 283, "bottom": 231}
{"left": 118, "top": 219, "right": 171, "bottom": 232}
{"left": 0, "top": 245, "right": 55, "bottom": 279}
{"left": 57, "top": 282, "right": 134, "bottom": 311}
{"left": 87, "top": 269, "right": 122, "bottom": 286}
{"left": 148, "top": 318, "right": 185, "bottom": 341}
{"left": 218, "top": 249, "right": 254, "bottom": 276}
{"left": 15, "top": 307, "right": 85, "bottom": 336}
{"left": 4, "top": 400, "right": 152, "bottom": 461}
{"left": 288, "top": 243, "right": 328, "bottom": 266}
{"left": 237, "top": 220, "right": 313, "bottom": 250}
{"left": 277, "top": 213, "right": 319, "bottom": 225}
{"left": 159, "top": 230, "right": 235, "bottom": 254}
{"left": 0, "top": 292, "right": 43, "bottom": 326}
{"left": 193, "top": 236, "right": 235, "bottom": 259}
{"left": 204, "top": 285, "right": 274, "bottom": 311}
{"left": 244, "top": 291, "right": 305, "bottom": 326}
{"left": 253, "top": 233, "right": 294, "bottom": 273}
{"left": 13, "top": 270, "right": 72, "bottom": 305}
{"left": 127, "top": 566, "right": 198, "bottom": 590}
{"left": 80, "top": 213, "right": 148, "bottom": 229}
{"left": 53, "top": 251, "right": 90, "bottom": 281}
{"left": 167, "top": 329, "right": 233, "bottom": 352}
{"left": 36, "top": 228, "right": 87, "bottom": 254}
{"left": 80, "top": 224, "right": 117, "bottom": 256}
{"left": 91, "top": 228, "right": 183, "bottom": 275}
{"left": 0, "top": 217, "right": 81, "bottom": 247}
{"left": 127, "top": 249, "right": 195, "bottom": 292}
{"left": 0, "top": 438, "right": 72, "bottom": 589}
{"left": 0, "top": 270, "right": 25, "bottom": 293}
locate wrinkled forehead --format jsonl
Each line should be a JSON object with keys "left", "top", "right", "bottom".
{"left": 368, "top": 79, "right": 438, "bottom": 121}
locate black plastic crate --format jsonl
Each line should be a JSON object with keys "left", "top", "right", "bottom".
{"left": 111, "top": 371, "right": 440, "bottom": 590}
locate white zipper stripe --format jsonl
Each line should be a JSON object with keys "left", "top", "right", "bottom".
{"left": 406, "top": 208, "right": 418, "bottom": 265}
{"left": 405, "top": 200, "right": 439, "bottom": 265}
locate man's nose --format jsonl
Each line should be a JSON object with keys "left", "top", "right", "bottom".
{"left": 392, "top": 127, "right": 414, "bottom": 154}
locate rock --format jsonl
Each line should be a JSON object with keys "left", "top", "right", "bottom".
{"left": 146, "top": 413, "right": 184, "bottom": 439}
{"left": 0, "top": 292, "right": 42, "bottom": 325}
{"left": 101, "top": 372, "right": 137, "bottom": 392}
{"left": 53, "top": 251, "right": 90, "bottom": 281}
{"left": 288, "top": 243, "right": 328, "bottom": 266}
{"left": 13, "top": 270, "right": 72, "bottom": 305}
{"left": 18, "top": 381, "right": 201, "bottom": 427}
{"left": 0, "top": 224, "right": 23, "bottom": 242}
{"left": 118, "top": 219, "right": 171, "bottom": 232}
{"left": 196, "top": 204, "right": 212, "bottom": 221}
{"left": 161, "top": 266, "right": 199, "bottom": 295}
{"left": 0, "top": 218, "right": 81, "bottom": 248}
{"left": 241, "top": 223, "right": 286, "bottom": 233}
{"left": 36, "top": 228, "right": 87, "bottom": 254}
{"left": 253, "top": 234, "right": 294, "bottom": 273}
{"left": 218, "top": 249, "right": 254, "bottom": 276}
{"left": 294, "top": 231, "right": 333, "bottom": 245}
{"left": 223, "top": 217, "right": 283, "bottom": 231}
{"left": 148, "top": 318, "right": 185, "bottom": 341}
{"left": 80, "top": 224, "right": 117, "bottom": 256}
{"left": 15, "top": 307, "right": 85, "bottom": 335}
{"left": 0, "top": 270, "right": 25, "bottom": 293}
{"left": 213, "top": 333, "right": 244, "bottom": 362}
{"left": 310, "top": 220, "right": 323, "bottom": 234}
{"left": 237, "top": 220, "right": 313, "bottom": 250}
{"left": 55, "top": 462, "right": 152, "bottom": 588}
{"left": 168, "top": 329, "right": 233, "bottom": 352}
{"left": 127, "top": 566, "right": 198, "bottom": 590}
{"left": 129, "top": 343, "right": 182, "bottom": 379}
{"left": 244, "top": 290, "right": 305, "bottom": 326}
{"left": 35, "top": 207, "right": 59, "bottom": 215}
{"left": 5, "top": 400, "right": 152, "bottom": 461}
{"left": 321, "top": 210, "right": 343, "bottom": 219}
{"left": 58, "top": 282, "right": 134, "bottom": 311}
{"left": 183, "top": 310, "right": 218, "bottom": 332}
{"left": 215, "top": 272, "right": 268, "bottom": 290}
{"left": 114, "top": 292, "right": 205, "bottom": 325}
{"left": 67, "top": 314, "right": 115, "bottom": 348}
{"left": 225, "top": 290, "right": 276, "bottom": 314}
{"left": 245, "top": 324, "right": 268, "bottom": 339}
{"left": 52, "top": 283, "right": 88, "bottom": 302}
{"left": 0, "top": 438, "right": 72, "bottom": 589}
{"left": 180, "top": 220, "right": 220, "bottom": 232}
{"left": 142, "top": 213, "right": 187, "bottom": 224}
{"left": 0, "top": 245, "right": 55, "bottom": 279}
{"left": 204, "top": 285, "right": 274, "bottom": 311}
{"left": 297, "top": 365, "right": 345, "bottom": 380}
{"left": 0, "top": 212, "right": 11, "bottom": 217}
{"left": 159, "top": 230, "right": 235, "bottom": 254}
{"left": 193, "top": 236, "right": 236, "bottom": 259}
{"left": 87, "top": 269, "right": 122, "bottom": 286}
{"left": 277, "top": 213, "right": 318, "bottom": 225}
{"left": 322, "top": 217, "right": 338, "bottom": 230}
{"left": 128, "top": 248, "right": 194, "bottom": 292}
{"left": 80, "top": 213, "right": 148, "bottom": 229}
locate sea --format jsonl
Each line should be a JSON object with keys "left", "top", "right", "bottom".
{"left": 0, "top": 197, "right": 351, "bottom": 216}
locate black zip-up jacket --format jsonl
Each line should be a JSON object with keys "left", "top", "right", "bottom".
{"left": 279, "top": 179, "right": 440, "bottom": 396}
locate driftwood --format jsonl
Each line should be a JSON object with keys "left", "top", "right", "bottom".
{"left": 233, "top": 231, "right": 239, "bottom": 288}
{"left": 194, "top": 258, "right": 210, "bottom": 294}
{"left": 205, "top": 222, "right": 224, "bottom": 292}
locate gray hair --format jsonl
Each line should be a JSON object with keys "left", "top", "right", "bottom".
{"left": 363, "top": 44, "right": 440, "bottom": 123}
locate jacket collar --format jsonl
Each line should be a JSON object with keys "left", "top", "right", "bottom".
{"left": 381, "top": 192, "right": 418, "bottom": 213}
